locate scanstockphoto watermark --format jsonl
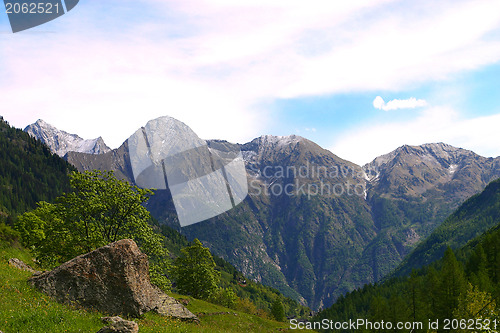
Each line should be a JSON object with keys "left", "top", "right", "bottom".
{"left": 290, "top": 318, "right": 424, "bottom": 331}
{"left": 248, "top": 162, "right": 367, "bottom": 199}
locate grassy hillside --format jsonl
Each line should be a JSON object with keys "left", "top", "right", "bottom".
{"left": 0, "top": 240, "right": 314, "bottom": 333}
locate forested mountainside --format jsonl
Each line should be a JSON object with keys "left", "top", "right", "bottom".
{"left": 314, "top": 179, "right": 500, "bottom": 332}
{"left": 394, "top": 177, "right": 500, "bottom": 276}
{"left": 0, "top": 117, "right": 74, "bottom": 223}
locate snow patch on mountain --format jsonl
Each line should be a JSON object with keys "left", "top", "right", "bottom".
{"left": 242, "top": 150, "right": 257, "bottom": 163}
{"left": 448, "top": 164, "right": 458, "bottom": 174}
{"left": 258, "top": 134, "right": 304, "bottom": 148}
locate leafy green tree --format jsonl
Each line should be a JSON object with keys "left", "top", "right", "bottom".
{"left": 271, "top": 298, "right": 286, "bottom": 322}
{"left": 56, "top": 170, "right": 155, "bottom": 252}
{"left": 15, "top": 170, "right": 170, "bottom": 290}
{"left": 16, "top": 201, "right": 74, "bottom": 267}
{"left": 0, "top": 222, "right": 19, "bottom": 244}
{"left": 453, "top": 283, "right": 498, "bottom": 333}
{"left": 210, "top": 287, "right": 238, "bottom": 309}
{"left": 172, "top": 238, "right": 220, "bottom": 299}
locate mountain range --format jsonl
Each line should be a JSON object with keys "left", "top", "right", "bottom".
{"left": 24, "top": 117, "right": 500, "bottom": 310}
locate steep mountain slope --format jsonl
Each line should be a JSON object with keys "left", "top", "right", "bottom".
{"left": 190, "top": 140, "right": 500, "bottom": 309}
{"left": 179, "top": 135, "right": 376, "bottom": 309}
{"left": 394, "top": 177, "right": 500, "bottom": 276}
{"left": 0, "top": 114, "right": 309, "bottom": 324}
{"left": 314, "top": 179, "right": 500, "bottom": 331}
{"left": 65, "top": 120, "right": 377, "bottom": 308}
{"left": 0, "top": 117, "right": 74, "bottom": 222}
{"left": 353, "top": 143, "right": 500, "bottom": 285}
{"left": 44, "top": 117, "right": 500, "bottom": 310}
{"left": 25, "top": 119, "right": 110, "bottom": 157}
{"left": 365, "top": 142, "right": 500, "bottom": 202}
{"left": 66, "top": 142, "right": 133, "bottom": 182}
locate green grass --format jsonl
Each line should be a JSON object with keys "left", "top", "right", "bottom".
{"left": 0, "top": 243, "right": 103, "bottom": 332}
{"left": 0, "top": 242, "right": 315, "bottom": 332}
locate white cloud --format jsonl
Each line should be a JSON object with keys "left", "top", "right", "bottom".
{"left": 373, "top": 96, "right": 427, "bottom": 111}
{"left": 373, "top": 96, "right": 386, "bottom": 110}
{"left": 329, "top": 107, "right": 500, "bottom": 165}
{"left": 1, "top": 0, "right": 500, "bottom": 148}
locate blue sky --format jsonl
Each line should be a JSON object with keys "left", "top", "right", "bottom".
{"left": 1, "top": 0, "right": 500, "bottom": 164}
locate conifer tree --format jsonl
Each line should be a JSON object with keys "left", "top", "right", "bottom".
{"left": 271, "top": 298, "right": 286, "bottom": 322}
{"left": 437, "top": 247, "right": 467, "bottom": 320}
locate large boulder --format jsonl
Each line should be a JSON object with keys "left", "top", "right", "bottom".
{"left": 29, "top": 239, "right": 157, "bottom": 316}
{"left": 8, "top": 258, "right": 40, "bottom": 274}
{"left": 29, "top": 239, "right": 197, "bottom": 321}
{"left": 97, "top": 316, "right": 139, "bottom": 333}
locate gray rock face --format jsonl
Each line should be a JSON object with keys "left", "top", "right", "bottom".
{"left": 24, "top": 119, "right": 111, "bottom": 157}
{"left": 29, "top": 239, "right": 193, "bottom": 319}
{"left": 363, "top": 142, "right": 500, "bottom": 201}
{"left": 29, "top": 239, "right": 156, "bottom": 317}
{"left": 66, "top": 142, "right": 134, "bottom": 184}
{"left": 8, "top": 258, "right": 40, "bottom": 274}
{"left": 156, "top": 293, "right": 199, "bottom": 322}
{"left": 97, "top": 316, "right": 139, "bottom": 333}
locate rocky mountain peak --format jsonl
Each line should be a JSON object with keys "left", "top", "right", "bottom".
{"left": 34, "top": 118, "right": 50, "bottom": 127}
{"left": 257, "top": 134, "right": 304, "bottom": 148}
{"left": 244, "top": 134, "right": 338, "bottom": 158}
{"left": 138, "top": 116, "right": 205, "bottom": 155}
{"left": 24, "top": 119, "right": 111, "bottom": 157}
{"left": 363, "top": 142, "right": 500, "bottom": 202}
{"left": 364, "top": 142, "right": 477, "bottom": 176}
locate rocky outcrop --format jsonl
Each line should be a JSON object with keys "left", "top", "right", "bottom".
{"left": 97, "top": 316, "right": 138, "bottom": 333}
{"left": 8, "top": 258, "right": 40, "bottom": 274}
{"left": 29, "top": 239, "right": 198, "bottom": 321}
{"left": 156, "top": 293, "right": 199, "bottom": 321}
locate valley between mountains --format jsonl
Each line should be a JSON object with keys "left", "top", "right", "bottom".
{"left": 25, "top": 117, "right": 500, "bottom": 310}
